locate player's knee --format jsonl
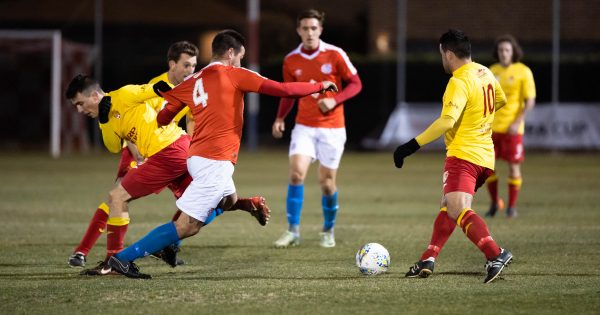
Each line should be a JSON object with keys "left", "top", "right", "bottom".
{"left": 290, "top": 171, "right": 305, "bottom": 185}
{"left": 319, "top": 180, "right": 336, "bottom": 195}
{"left": 107, "top": 187, "right": 128, "bottom": 205}
{"left": 174, "top": 220, "right": 202, "bottom": 238}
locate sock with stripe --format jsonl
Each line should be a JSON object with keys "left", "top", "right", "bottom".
{"left": 508, "top": 177, "right": 522, "bottom": 208}
{"left": 286, "top": 184, "right": 304, "bottom": 235}
{"left": 74, "top": 202, "right": 110, "bottom": 255}
{"left": 105, "top": 216, "right": 130, "bottom": 261}
{"left": 457, "top": 208, "right": 501, "bottom": 260}
{"left": 322, "top": 191, "right": 338, "bottom": 232}
{"left": 115, "top": 221, "right": 180, "bottom": 262}
{"left": 420, "top": 207, "right": 457, "bottom": 261}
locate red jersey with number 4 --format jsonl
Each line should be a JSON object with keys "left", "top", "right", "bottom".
{"left": 160, "top": 62, "right": 266, "bottom": 163}
{"left": 283, "top": 40, "right": 357, "bottom": 128}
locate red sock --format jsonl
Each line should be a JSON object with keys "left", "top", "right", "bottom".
{"left": 486, "top": 174, "right": 498, "bottom": 204}
{"left": 420, "top": 208, "right": 456, "bottom": 261}
{"left": 106, "top": 217, "right": 129, "bottom": 260}
{"left": 508, "top": 177, "right": 522, "bottom": 208}
{"left": 74, "top": 203, "right": 109, "bottom": 255}
{"left": 458, "top": 209, "right": 501, "bottom": 260}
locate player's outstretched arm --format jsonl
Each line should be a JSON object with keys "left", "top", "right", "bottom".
{"left": 258, "top": 79, "right": 337, "bottom": 98}
{"left": 393, "top": 115, "right": 455, "bottom": 168}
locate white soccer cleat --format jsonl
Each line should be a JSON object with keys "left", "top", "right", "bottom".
{"left": 274, "top": 231, "right": 300, "bottom": 248}
{"left": 319, "top": 231, "right": 336, "bottom": 248}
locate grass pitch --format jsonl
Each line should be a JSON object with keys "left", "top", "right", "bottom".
{"left": 0, "top": 150, "right": 599, "bottom": 314}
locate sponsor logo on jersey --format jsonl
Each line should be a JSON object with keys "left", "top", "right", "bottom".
{"left": 321, "top": 63, "right": 332, "bottom": 74}
{"left": 294, "top": 69, "right": 302, "bottom": 77}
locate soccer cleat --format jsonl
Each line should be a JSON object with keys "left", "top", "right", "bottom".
{"left": 319, "top": 231, "right": 336, "bottom": 248}
{"left": 484, "top": 248, "right": 513, "bottom": 284}
{"left": 156, "top": 244, "right": 183, "bottom": 268}
{"left": 238, "top": 196, "right": 271, "bottom": 226}
{"left": 274, "top": 231, "right": 300, "bottom": 248}
{"left": 485, "top": 198, "right": 505, "bottom": 217}
{"left": 107, "top": 256, "right": 152, "bottom": 279}
{"left": 405, "top": 260, "right": 435, "bottom": 278}
{"left": 68, "top": 252, "right": 86, "bottom": 268}
{"left": 79, "top": 260, "right": 116, "bottom": 276}
{"left": 506, "top": 207, "right": 518, "bottom": 219}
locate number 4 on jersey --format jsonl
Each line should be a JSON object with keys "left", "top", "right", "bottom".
{"left": 193, "top": 78, "right": 208, "bottom": 107}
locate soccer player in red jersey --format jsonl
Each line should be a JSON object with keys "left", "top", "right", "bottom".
{"left": 65, "top": 74, "right": 270, "bottom": 276}
{"left": 67, "top": 41, "right": 199, "bottom": 270}
{"left": 272, "top": 9, "right": 362, "bottom": 248}
{"left": 394, "top": 30, "right": 513, "bottom": 283}
{"left": 107, "top": 29, "right": 337, "bottom": 279}
{"left": 485, "top": 35, "right": 536, "bottom": 218}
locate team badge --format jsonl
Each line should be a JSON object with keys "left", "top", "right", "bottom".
{"left": 294, "top": 69, "right": 302, "bottom": 77}
{"left": 321, "top": 63, "right": 332, "bottom": 74}
{"left": 113, "top": 111, "right": 121, "bottom": 119}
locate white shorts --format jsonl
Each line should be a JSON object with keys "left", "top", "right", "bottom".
{"left": 175, "top": 156, "right": 236, "bottom": 222}
{"left": 289, "top": 124, "right": 346, "bottom": 169}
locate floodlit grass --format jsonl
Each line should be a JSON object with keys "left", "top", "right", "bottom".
{"left": 0, "top": 150, "right": 599, "bottom": 314}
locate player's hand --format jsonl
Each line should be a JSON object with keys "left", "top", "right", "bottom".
{"left": 98, "top": 96, "right": 112, "bottom": 124}
{"left": 272, "top": 118, "right": 285, "bottom": 139}
{"left": 320, "top": 81, "right": 338, "bottom": 93}
{"left": 318, "top": 98, "right": 337, "bottom": 114}
{"left": 393, "top": 138, "right": 421, "bottom": 168}
{"left": 508, "top": 121, "right": 520, "bottom": 135}
{"left": 153, "top": 80, "right": 172, "bottom": 96}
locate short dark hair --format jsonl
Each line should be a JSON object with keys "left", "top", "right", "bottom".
{"left": 493, "top": 34, "right": 523, "bottom": 63}
{"left": 167, "top": 41, "right": 199, "bottom": 63}
{"left": 439, "top": 29, "right": 471, "bottom": 59}
{"left": 65, "top": 74, "right": 100, "bottom": 99}
{"left": 297, "top": 9, "right": 325, "bottom": 27}
{"left": 212, "top": 30, "right": 245, "bottom": 57}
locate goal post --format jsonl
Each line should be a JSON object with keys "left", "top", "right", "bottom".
{"left": 0, "top": 30, "right": 92, "bottom": 157}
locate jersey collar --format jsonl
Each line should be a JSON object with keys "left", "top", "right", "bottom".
{"left": 297, "top": 40, "right": 326, "bottom": 60}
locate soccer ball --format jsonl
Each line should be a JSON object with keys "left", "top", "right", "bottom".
{"left": 355, "top": 243, "right": 390, "bottom": 275}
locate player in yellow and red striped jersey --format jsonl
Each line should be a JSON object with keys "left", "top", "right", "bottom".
{"left": 393, "top": 30, "right": 513, "bottom": 284}
{"left": 485, "top": 35, "right": 536, "bottom": 219}
{"left": 67, "top": 42, "right": 199, "bottom": 270}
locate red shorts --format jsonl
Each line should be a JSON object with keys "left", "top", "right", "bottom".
{"left": 492, "top": 132, "right": 524, "bottom": 163}
{"left": 443, "top": 156, "right": 494, "bottom": 195}
{"left": 116, "top": 147, "right": 136, "bottom": 179}
{"left": 121, "top": 135, "right": 192, "bottom": 199}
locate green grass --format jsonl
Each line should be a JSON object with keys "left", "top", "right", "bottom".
{"left": 0, "top": 150, "right": 599, "bottom": 314}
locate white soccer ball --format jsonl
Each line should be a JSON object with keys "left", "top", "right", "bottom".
{"left": 356, "top": 243, "right": 390, "bottom": 275}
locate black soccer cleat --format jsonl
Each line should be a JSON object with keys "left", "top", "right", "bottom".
{"left": 68, "top": 252, "right": 86, "bottom": 268}
{"left": 107, "top": 256, "right": 152, "bottom": 279}
{"left": 485, "top": 203, "right": 498, "bottom": 217}
{"left": 159, "top": 244, "right": 181, "bottom": 268}
{"left": 405, "top": 260, "right": 435, "bottom": 278}
{"left": 484, "top": 248, "right": 513, "bottom": 284}
{"left": 79, "top": 260, "right": 115, "bottom": 276}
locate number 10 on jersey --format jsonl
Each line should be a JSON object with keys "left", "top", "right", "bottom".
{"left": 482, "top": 83, "right": 495, "bottom": 117}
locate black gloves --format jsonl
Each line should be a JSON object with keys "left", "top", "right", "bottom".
{"left": 98, "top": 96, "right": 112, "bottom": 124}
{"left": 153, "top": 80, "right": 172, "bottom": 96}
{"left": 393, "top": 138, "right": 420, "bottom": 168}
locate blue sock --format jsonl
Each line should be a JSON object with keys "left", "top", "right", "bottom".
{"left": 286, "top": 184, "right": 304, "bottom": 233}
{"left": 322, "top": 191, "right": 338, "bottom": 231}
{"left": 115, "top": 221, "right": 180, "bottom": 262}
{"left": 203, "top": 207, "right": 223, "bottom": 225}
